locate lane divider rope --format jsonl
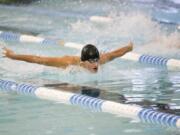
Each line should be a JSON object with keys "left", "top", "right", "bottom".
{"left": 0, "top": 30, "right": 180, "bottom": 70}
{"left": 0, "top": 79, "right": 180, "bottom": 128}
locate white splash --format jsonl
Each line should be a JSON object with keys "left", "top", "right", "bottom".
{"left": 70, "top": 11, "right": 180, "bottom": 56}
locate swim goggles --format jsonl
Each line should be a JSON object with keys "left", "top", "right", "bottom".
{"left": 88, "top": 58, "right": 99, "bottom": 63}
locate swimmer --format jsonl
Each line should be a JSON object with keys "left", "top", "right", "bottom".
{"left": 2, "top": 42, "right": 133, "bottom": 73}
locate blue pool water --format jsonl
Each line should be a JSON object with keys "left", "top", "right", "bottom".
{"left": 0, "top": 0, "right": 180, "bottom": 135}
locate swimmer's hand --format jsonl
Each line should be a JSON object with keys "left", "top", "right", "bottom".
{"left": 2, "top": 47, "right": 15, "bottom": 58}
{"left": 127, "top": 42, "right": 133, "bottom": 52}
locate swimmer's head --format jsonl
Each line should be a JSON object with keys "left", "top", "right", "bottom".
{"left": 80, "top": 44, "right": 100, "bottom": 73}
{"left": 81, "top": 44, "right": 100, "bottom": 62}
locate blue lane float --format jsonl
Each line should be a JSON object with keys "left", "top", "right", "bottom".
{"left": 120, "top": 52, "right": 180, "bottom": 70}
{"left": 138, "top": 109, "right": 180, "bottom": 127}
{"left": 0, "top": 31, "right": 20, "bottom": 41}
{"left": 0, "top": 31, "right": 57, "bottom": 45}
{"left": 0, "top": 79, "right": 37, "bottom": 95}
{"left": 0, "top": 30, "right": 84, "bottom": 49}
{"left": 139, "top": 55, "right": 169, "bottom": 66}
{"left": 0, "top": 78, "right": 180, "bottom": 128}
{"left": 70, "top": 94, "right": 104, "bottom": 111}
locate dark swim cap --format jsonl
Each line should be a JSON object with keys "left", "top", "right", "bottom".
{"left": 81, "top": 44, "right": 100, "bottom": 62}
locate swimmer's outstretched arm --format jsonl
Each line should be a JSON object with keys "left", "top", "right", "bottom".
{"left": 2, "top": 47, "right": 79, "bottom": 68}
{"left": 100, "top": 42, "right": 133, "bottom": 64}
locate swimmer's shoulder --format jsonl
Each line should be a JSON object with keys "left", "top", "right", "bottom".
{"left": 60, "top": 55, "right": 80, "bottom": 65}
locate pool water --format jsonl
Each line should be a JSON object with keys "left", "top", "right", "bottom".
{"left": 0, "top": 0, "right": 180, "bottom": 135}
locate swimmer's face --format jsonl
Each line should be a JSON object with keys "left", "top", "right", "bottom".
{"left": 81, "top": 59, "right": 99, "bottom": 73}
